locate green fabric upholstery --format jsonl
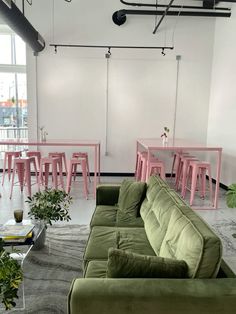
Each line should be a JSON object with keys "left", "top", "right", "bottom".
{"left": 68, "top": 278, "right": 236, "bottom": 314}
{"left": 84, "top": 226, "right": 155, "bottom": 266}
{"left": 96, "top": 184, "right": 120, "bottom": 206}
{"left": 90, "top": 205, "right": 118, "bottom": 227}
{"left": 106, "top": 248, "right": 188, "bottom": 278}
{"left": 159, "top": 206, "right": 222, "bottom": 278}
{"left": 140, "top": 175, "right": 170, "bottom": 220}
{"left": 118, "top": 179, "right": 146, "bottom": 218}
{"left": 84, "top": 261, "right": 107, "bottom": 278}
{"left": 90, "top": 205, "right": 144, "bottom": 228}
{"left": 143, "top": 187, "right": 187, "bottom": 255}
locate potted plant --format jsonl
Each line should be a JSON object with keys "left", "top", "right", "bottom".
{"left": 226, "top": 184, "right": 236, "bottom": 208}
{"left": 161, "top": 126, "right": 170, "bottom": 145}
{"left": 26, "top": 189, "right": 72, "bottom": 248}
{"left": 0, "top": 240, "right": 23, "bottom": 310}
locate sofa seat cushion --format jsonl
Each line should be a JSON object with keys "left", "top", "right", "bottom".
{"left": 143, "top": 187, "right": 187, "bottom": 255}
{"left": 84, "top": 260, "right": 107, "bottom": 278}
{"left": 159, "top": 206, "right": 222, "bottom": 278}
{"left": 140, "top": 175, "right": 170, "bottom": 220}
{"left": 84, "top": 226, "right": 155, "bottom": 266}
{"left": 107, "top": 248, "right": 188, "bottom": 278}
{"left": 90, "top": 205, "right": 118, "bottom": 228}
{"left": 90, "top": 205, "right": 144, "bottom": 228}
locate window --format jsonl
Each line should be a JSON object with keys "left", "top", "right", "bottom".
{"left": 0, "top": 25, "right": 27, "bottom": 140}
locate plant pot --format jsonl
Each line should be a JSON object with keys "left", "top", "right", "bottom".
{"left": 32, "top": 221, "right": 46, "bottom": 250}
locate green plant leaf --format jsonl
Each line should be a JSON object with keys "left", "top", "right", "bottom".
{"left": 226, "top": 184, "right": 236, "bottom": 208}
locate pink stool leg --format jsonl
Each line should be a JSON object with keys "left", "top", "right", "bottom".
{"left": 9, "top": 162, "right": 17, "bottom": 199}
{"left": 52, "top": 160, "right": 58, "bottom": 189}
{"left": 81, "top": 159, "right": 88, "bottom": 199}
{"left": 208, "top": 167, "right": 213, "bottom": 206}
{"left": 7, "top": 154, "right": 13, "bottom": 181}
{"left": 17, "top": 162, "right": 24, "bottom": 192}
{"left": 190, "top": 165, "right": 198, "bottom": 206}
{"left": 141, "top": 157, "right": 147, "bottom": 182}
{"left": 58, "top": 160, "right": 64, "bottom": 189}
{"left": 25, "top": 160, "right": 32, "bottom": 197}
{"left": 66, "top": 161, "right": 73, "bottom": 193}
{"left": 44, "top": 163, "right": 50, "bottom": 188}
{"left": 86, "top": 155, "right": 91, "bottom": 182}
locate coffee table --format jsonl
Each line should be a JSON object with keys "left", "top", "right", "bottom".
{"left": 1, "top": 219, "right": 45, "bottom": 310}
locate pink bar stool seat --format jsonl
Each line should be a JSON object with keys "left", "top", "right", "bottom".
{"left": 2, "top": 151, "right": 22, "bottom": 185}
{"left": 10, "top": 156, "right": 39, "bottom": 199}
{"left": 66, "top": 158, "right": 89, "bottom": 199}
{"left": 187, "top": 161, "right": 213, "bottom": 206}
{"left": 48, "top": 152, "right": 67, "bottom": 175}
{"left": 39, "top": 157, "right": 64, "bottom": 190}
{"left": 148, "top": 160, "right": 166, "bottom": 181}
{"left": 26, "top": 151, "right": 41, "bottom": 172}
{"left": 72, "top": 152, "right": 90, "bottom": 182}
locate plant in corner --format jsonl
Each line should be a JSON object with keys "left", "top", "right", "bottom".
{"left": 0, "top": 240, "right": 23, "bottom": 310}
{"left": 26, "top": 189, "right": 72, "bottom": 227}
{"left": 226, "top": 184, "right": 236, "bottom": 208}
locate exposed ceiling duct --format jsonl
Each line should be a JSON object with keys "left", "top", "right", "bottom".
{"left": 113, "top": 0, "right": 234, "bottom": 31}
{"left": 0, "top": 0, "right": 45, "bottom": 53}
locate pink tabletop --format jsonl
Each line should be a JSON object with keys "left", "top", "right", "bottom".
{"left": 137, "top": 138, "right": 222, "bottom": 151}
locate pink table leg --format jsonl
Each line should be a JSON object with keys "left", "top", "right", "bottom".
{"left": 98, "top": 143, "right": 101, "bottom": 183}
{"left": 94, "top": 145, "right": 98, "bottom": 198}
{"left": 214, "top": 149, "right": 222, "bottom": 209}
{"left": 146, "top": 149, "right": 151, "bottom": 182}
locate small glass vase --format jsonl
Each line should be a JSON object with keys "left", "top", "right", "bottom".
{"left": 162, "top": 136, "right": 168, "bottom": 146}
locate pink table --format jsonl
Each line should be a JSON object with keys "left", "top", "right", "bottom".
{"left": 137, "top": 138, "right": 222, "bottom": 209}
{"left": 0, "top": 139, "right": 100, "bottom": 198}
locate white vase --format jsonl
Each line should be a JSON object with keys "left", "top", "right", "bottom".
{"left": 162, "top": 136, "right": 168, "bottom": 146}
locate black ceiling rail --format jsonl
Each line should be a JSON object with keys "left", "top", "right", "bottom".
{"left": 112, "top": 9, "right": 231, "bottom": 26}
{"left": 120, "top": 0, "right": 231, "bottom": 11}
{"left": 0, "top": 0, "right": 45, "bottom": 53}
{"left": 153, "top": 0, "right": 175, "bottom": 34}
{"left": 49, "top": 43, "right": 174, "bottom": 50}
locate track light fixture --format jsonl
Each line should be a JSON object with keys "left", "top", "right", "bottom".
{"left": 161, "top": 48, "right": 166, "bottom": 56}
{"left": 105, "top": 47, "right": 111, "bottom": 58}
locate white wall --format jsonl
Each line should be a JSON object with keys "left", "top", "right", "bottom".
{"left": 22, "top": 0, "right": 214, "bottom": 173}
{"left": 208, "top": 5, "right": 236, "bottom": 186}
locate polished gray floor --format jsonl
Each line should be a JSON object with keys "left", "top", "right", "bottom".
{"left": 1, "top": 175, "right": 236, "bottom": 272}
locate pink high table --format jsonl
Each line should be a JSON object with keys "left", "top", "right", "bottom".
{"left": 137, "top": 138, "right": 222, "bottom": 209}
{"left": 0, "top": 139, "right": 100, "bottom": 198}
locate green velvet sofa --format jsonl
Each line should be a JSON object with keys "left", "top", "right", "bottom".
{"left": 68, "top": 175, "right": 236, "bottom": 314}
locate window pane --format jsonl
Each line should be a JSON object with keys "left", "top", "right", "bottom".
{"left": 15, "top": 35, "right": 26, "bottom": 65}
{"left": 0, "top": 34, "right": 11, "bottom": 64}
{"left": 0, "top": 73, "right": 27, "bottom": 127}
{"left": 17, "top": 73, "right": 27, "bottom": 127}
{"left": 0, "top": 73, "right": 16, "bottom": 127}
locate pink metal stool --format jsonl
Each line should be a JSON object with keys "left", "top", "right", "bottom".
{"left": 135, "top": 151, "right": 147, "bottom": 181}
{"left": 171, "top": 152, "right": 190, "bottom": 180}
{"left": 48, "top": 152, "right": 67, "bottom": 175}
{"left": 39, "top": 157, "right": 64, "bottom": 189}
{"left": 66, "top": 158, "right": 88, "bottom": 199}
{"left": 72, "top": 152, "right": 90, "bottom": 182}
{"left": 10, "top": 156, "right": 39, "bottom": 199}
{"left": 2, "top": 151, "right": 22, "bottom": 185}
{"left": 148, "top": 159, "right": 166, "bottom": 181}
{"left": 26, "top": 151, "right": 41, "bottom": 171}
{"left": 187, "top": 161, "right": 213, "bottom": 206}
{"left": 175, "top": 155, "right": 198, "bottom": 191}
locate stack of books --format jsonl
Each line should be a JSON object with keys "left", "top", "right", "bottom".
{"left": 0, "top": 223, "right": 35, "bottom": 244}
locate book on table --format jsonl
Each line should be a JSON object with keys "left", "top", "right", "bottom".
{"left": 0, "top": 223, "right": 35, "bottom": 243}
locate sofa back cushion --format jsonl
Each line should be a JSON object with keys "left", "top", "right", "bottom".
{"left": 142, "top": 187, "right": 187, "bottom": 255}
{"left": 118, "top": 180, "right": 146, "bottom": 218}
{"left": 159, "top": 206, "right": 222, "bottom": 278}
{"left": 140, "top": 175, "right": 169, "bottom": 220}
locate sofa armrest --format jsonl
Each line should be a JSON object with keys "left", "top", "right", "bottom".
{"left": 68, "top": 278, "right": 236, "bottom": 314}
{"left": 96, "top": 184, "right": 120, "bottom": 206}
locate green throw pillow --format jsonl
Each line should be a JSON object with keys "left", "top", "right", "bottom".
{"left": 118, "top": 179, "right": 146, "bottom": 218}
{"left": 106, "top": 248, "right": 188, "bottom": 278}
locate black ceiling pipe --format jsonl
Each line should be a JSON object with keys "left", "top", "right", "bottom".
{"left": 120, "top": 0, "right": 230, "bottom": 10}
{"left": 0, "top": 0, "right": 45, "bottom": 53}
{"left": 112, "top": 9, "right": 231, "bottom": 26}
